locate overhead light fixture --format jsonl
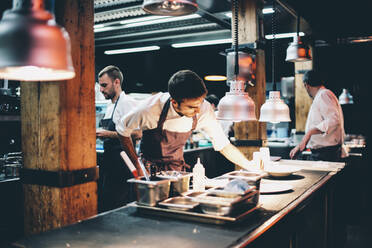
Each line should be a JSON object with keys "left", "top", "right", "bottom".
{"left": 338, "top": 88, "right": 354, "bottom": 104}
{"left": 285, "top": 15, "right": 312, "bottom": 62}
{"left": 217, "top": 0, "right": 256, "bottom": 122}
{"left": 104, "top": 46, "right": 160, "bottom": 55}
{"left": 260, "top": 0, "right": 290, "bottom": 123}
{"left": 0, "top": 0, "right": 75, "bottom": 81}
{"left": 142, "top": 0, "right": 198, "bottom": 16}
{"left": 94, "top": 14, "right": 200, "bottom": 33}
{"left": 171, "top": 38, "right": 232, "bottom": 48}
{"left": 265, "top": 32, "right": 304, "bottom": 40}
{"left": 262, "top": 7, "right": 274, "bottom": 14}
{"left": 204, "top": 75, "right": 227, "bottom": 81}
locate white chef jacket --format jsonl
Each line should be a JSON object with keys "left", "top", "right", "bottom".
{"left": 103, "top": 91, "right": 137, "bottom": 126}
{"left": 116, "top": 92, "right": 230, "bottom": 151}
{"left": 305, "top": 87, "right": 345, "bottom": 152}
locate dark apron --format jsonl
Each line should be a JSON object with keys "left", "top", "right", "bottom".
{"left": 309, "top": 144, "right": 342, "bottom": 162}
{"left": 140, "top": 97, "right": 197, "bottom": 172}
{"left": 98, "top": 96, "right": 133, "bottom": 212}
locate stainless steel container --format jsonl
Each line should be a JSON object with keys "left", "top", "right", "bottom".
{"left": 128, "top": 177, "right": 171, "bottom": 206}
{"left": 157, "top": 171, "right": 191, "bottom": 196}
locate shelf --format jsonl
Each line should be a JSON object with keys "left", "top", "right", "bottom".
{"left": 0, "top": 115, "right": 20, "bottom": 121}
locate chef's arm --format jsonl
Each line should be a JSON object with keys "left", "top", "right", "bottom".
{"left": 118, "top": 134, "right": 143, "bottom": 176}
{"left": 289, "top": 127, "right": 322, "bottom": 158}
{"left": 219, "top": 143, "right": 254, "bottom": 171}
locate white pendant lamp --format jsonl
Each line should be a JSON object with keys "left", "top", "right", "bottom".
{"left": 217, "top": 0, "right": 257, "bottom": 122}
{"left": 259, "top": 91, "right": 290, "bottom": 123}
{"left": 0, "top": 0, "right": 75, "bottom": 81}
{"left": 338, "top": 88, "right": 354, "bottom": 104}
{"left": 260, "top": 0, "right": 290, "bottom": 123}
{"left": 142, "top": 0, "right": 198, "bottom": 16}
{"left": 217, "top": 80, "right": 256, "bottom": 122}
{"left": 285, "top": 15, "right": 312, "bottom": 62}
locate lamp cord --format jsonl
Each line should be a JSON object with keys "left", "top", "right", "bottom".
{"left": 233, "top": 0, "right": 239, "bottom": 78}
{"left": 272, "top": 0, "right": 276, "bottom": 91}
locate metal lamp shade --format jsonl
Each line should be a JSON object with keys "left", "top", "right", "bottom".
{"left": 0, "top": 4, "right": 75, "bottom": 81}
{"left": 217, "top": 80, "right": 257, "bottom": 122}
{"left": 285, "top": 36, "right": 312, "bottom": 62}
{"left": 259, "top": 91, "right": 290, "bottom": 123}
{"left": 142, "top": 0, "right": 198, "bottom": 16}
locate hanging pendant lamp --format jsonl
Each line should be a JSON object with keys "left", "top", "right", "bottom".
{"left": 260, "top": 0, "right": 290, "bottom": 123}
{"left": 285, "top": 15, "right": 312, "bottom": 62}
{"left": 217, "top": 0, "right": 257, "bottom": 122}
{"left": 0, "top": 0, "right": 75, "bottom": 81}
{"left": 142, "top": 0, "right": 198, "bottom": 16}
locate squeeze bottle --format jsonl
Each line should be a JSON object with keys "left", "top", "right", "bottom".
{"left": 193, "top": 157, "right": 205, "bottom": 191}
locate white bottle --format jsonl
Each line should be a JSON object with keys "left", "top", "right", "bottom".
{"left": 193, "top": 157, "right": 205, "bottom": 191}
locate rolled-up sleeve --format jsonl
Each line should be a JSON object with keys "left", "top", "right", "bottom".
{"left": 316, "top": 91, "right": 341, "bottom": 134}
{"left": 197, "top": 103, "right": 230, "bottom": 151}
{"left": 116, "top": 109, "right": 144, "bottom": 137}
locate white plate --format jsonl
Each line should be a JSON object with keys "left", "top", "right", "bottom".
{"left": 260, "top": 182, "right": 293, "bottom": 194}
{"left": 264, "top": 165, "right": 300, "bottom": 177}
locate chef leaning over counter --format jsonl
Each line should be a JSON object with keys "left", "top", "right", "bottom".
{"left": 116, "top": 70, "right": 253, "bottom": 175}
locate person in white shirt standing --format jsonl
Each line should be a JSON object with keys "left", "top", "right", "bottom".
{"left": 117, "top": 70, "right": 254, "bottom": 176}
{"left": 96, "top": 65, "right": 139, "bottom": 212}
{"left": 290, "top": 70, "right": 346, "bottom": 162}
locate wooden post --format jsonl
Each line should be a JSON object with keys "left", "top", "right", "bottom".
{"left": 233, "top": 0, "right": 267, "bottom": 160}
{"left": 294, "top": 60, "right": 313, "bottom": 132}
{"left": 21, "top": 0, "right": 96, "bottom": 234}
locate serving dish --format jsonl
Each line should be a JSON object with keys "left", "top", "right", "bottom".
{"left": 264, "top": 165, "right": 300, "bottom": 177}
{"left": 157, "top": 171, "right": 191, "bottom": 196}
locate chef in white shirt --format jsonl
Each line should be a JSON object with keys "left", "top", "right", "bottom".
{"left": 290, "top": 70, "right": 346, "bottom": 162}
{"left": 117, "top": 70, "right": 253, "bottom": 175}
{"left": 96, "top": 65, "right": 139, "bottom": 211}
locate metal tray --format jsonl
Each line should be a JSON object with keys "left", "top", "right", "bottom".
{"left": 158, "top": 196, "right": 199, "bottom": 211}
{"left": 129, "top": 202, "right": 261, "bottom": 225}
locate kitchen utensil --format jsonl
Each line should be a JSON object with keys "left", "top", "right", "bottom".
{"left": 137, "top": 158, "right": 150, "bottom": 181}
{"left": 120, "top": 151, "right": 138, "bottom": 178}
{"left": 157, "top": 171, "right": 191, "bottom": 196}
{"left": 127, "top": 176, "right": 171, "bottom": 206}
{"left": 264, "top": 165, "right": 300, "bottom": 177}
{"left": 158, "top": 196, "right": 199, "bottom": 211}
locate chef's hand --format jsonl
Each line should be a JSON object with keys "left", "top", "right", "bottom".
{"left": 290, "top": 135, "right": 309, "bottom": 159}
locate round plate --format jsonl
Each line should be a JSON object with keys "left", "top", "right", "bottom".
{"left": 264, "top": 165, "right": 300, "bottom": 177}
{"left": 260, "top": 182, "right": 293, "bottom": 194}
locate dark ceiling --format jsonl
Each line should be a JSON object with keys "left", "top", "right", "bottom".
{"left": 93, "top": 0, "right": 372, "bottom": 51}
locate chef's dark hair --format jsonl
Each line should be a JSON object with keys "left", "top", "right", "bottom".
{"left": 98, "top": 65, "right": 124, "bottom": 87}
{"left": 303, "top": 70, "right": 323, "bottom": 87}
{"left": 168, "top": 70, "right": 208, "bottom": 103}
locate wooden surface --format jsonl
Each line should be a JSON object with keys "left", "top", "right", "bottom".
{"left": 294, "top": 61, "right": 313, "bottom": 132}
{"left": 233, "top": 0, "right": 267, "bottom": 162}
{"left": 21, "top": 0, "right": 96, "bottom": 235}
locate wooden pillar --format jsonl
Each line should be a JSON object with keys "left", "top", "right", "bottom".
{"left": 233, "top": 0, "right": 266, "bottom": 160}
{"left": 21, "top": 0, "right": 96, "bottom": 234}
{"left": 294, "top": 60, "right": 313, "bottom": 132}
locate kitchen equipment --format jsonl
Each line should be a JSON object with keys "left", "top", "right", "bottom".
{"left": 127, "top": 176, "right": 171, "bottom": 206}
{"left": 193, "top": 189, "right": 258, "bottom": 216}
{"left": 220, "top": 171, "right": 265, "bottom": 191}
{"left": 157, "top": 171, "right": 191, "bottom": 196}
{"left": 158, "top": 196, "right": 198, "bottom": 211}
{"left": 120, "top": 151, "right": 138, "bottom": 178}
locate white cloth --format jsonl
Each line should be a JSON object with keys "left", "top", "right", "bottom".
{"left": 103, "top": 91, "right": 137, "bottom": 126}
{"left": 116, "top": 92, "right": 230, "bottom": 151}
{"left": 305, "top": 87, "right": 346, "bottom": 156}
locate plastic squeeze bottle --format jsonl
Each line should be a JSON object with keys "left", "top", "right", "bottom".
{"left": 193, "top": 157, "right": 205, "bottom": 191}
